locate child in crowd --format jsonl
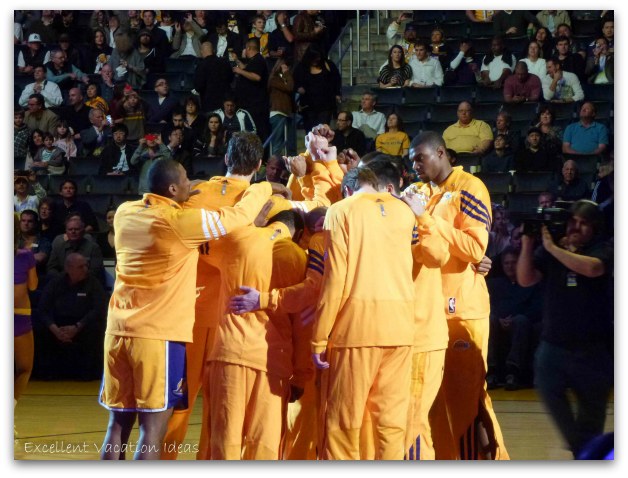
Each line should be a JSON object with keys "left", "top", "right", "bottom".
{"left": 31, "top": 132, "right": 67, "bottom": 175}
{"left": 53, "top": 120, "right": 78, "bottom": 159}
{"left": 481, "top": 134, "right": 513, "bottom": 173}
{"left": 85, "top": 82, "right": 110, "bottom": 114}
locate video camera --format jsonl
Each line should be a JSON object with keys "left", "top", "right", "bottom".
{"left": 521, "top": 205, "right": 572, "bottom": 241}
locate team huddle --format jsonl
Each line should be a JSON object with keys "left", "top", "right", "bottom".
{"left": 98, "top": 126, "right": 508, "bottom": 460}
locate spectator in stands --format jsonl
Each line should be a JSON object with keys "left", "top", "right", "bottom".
{"left": 538, "top": 191, "right": 555, "bottom": 208}
{"left": 487, "top": 247, "right": 542, "bottom": 390}
{"left": 268, "top": 58, "right": 297, "bottom": 156}
{"left": 85, "top": 28, "right": 112, "bottom": 74}
{"left": 585, "top": 37, "right": 614, "bottom": 84}
{"left": 503, "top": 61, "right": 542, "bottom": 103}
{"left": 18, "top": 209, "right": 52, "bottom": 278}
{"left": 99, "top": 123, "right": 136, "bottom": 176}
{"left": 166, "top": 126, "right": 192, "bottom": 177}
{"left": 85, "top": 83, "right": 109, "bottom": 115}
{"left": 158, "top": 10, "right": 175, "bottom": 43}
{"left": 109, "top": 33, "right": 146, "bottom": 90}
{"left": 542, "top": 57, "right": 585, "bottom": 103}
{"left": 30, "top": 132, "right": 66, "bottom": 175}
{"left": 190, "top": 10, "right": 210, "bottom": 36}
{"left": 409, "top": 41, "right": 444, "bottom": 88}
{"left": 493, "top": 10, "right": 540, "bottom": 37}
{"left": 246, "top": 14, "right": 270, "bottom": 58}
{"left": 445, "top": 38, "right": 479, "bottom": 86}
{"left": 233, "top": 38, "right": 271, "bottom": 142}
{"left": 193, "top": 114, "right": 228, "bottom": 159}
{"left": 104, "top": 14, "right": 124, "bottom": 49}
{"left": 331, "top": 111, "right": 366, "bottom": 157}
{"left": 378, "top": 45, "right": 413, "bottom": 88}
{"left": 180, "top": 94, "right": 205, "bottom": 139}
{"left": 145, "top": 78, "right": 179, "bottom": 125}
{"left": 19, "top": 65, "right": 62, "bottom": 110}
{"left": 442, "top": 101, "right": 493, "bottom": 155}
{"left": 35, "top": 253, "right": 108, "bottom": 381}
{"left": 263, "top": 155, "right": 289, "bottom": 185}
{"left": 90, "top": 10, "right": 109, "bottom": 35}
{"left": 24, "top": 129, "right": 45, "bottom": 170}
{"left": 293, "top": 44, "right": 341, "bottom": 134}
{"left": 137, "top": 28, "right": 165, "bottom": 76}
{"left": 223, "top": 10, "right": 247, "bottom": 37}
{"left": 429, "top": 27, "right": 453, "bottom": 72}
{"left": 479, "top": 36, "right": 516, "bottom": 89}
{"left": 586, "top": 18, "right": 614, "bottom": 59}
{"left": 57, "top": 33, "right": 84, "bottom": 73}
{"left": 514, "top": 127, "right": 558, "bottom": 173}
{"left": 53, "top": 179, "right": 99, "bottom": 233}
{"left": 130, "top": 133, "right": 172, "bottom": 194}
{"left": 293, "top": 10, "right": 326, "bottom": 63}
{"left": 27, "top": 10, "right": 57, "bottom": 45}
{"left": 268, "top": 11, "right": 295, "bottom": 64}
{"left": 61, "top": 87, "right": 93, "bottom": 141}
{"left": 80, "top": 108, "right": 112, "bottom": 158}
{"left": 99, "top": 64, "right": 115, "bottom": 105}
{"left": 45, "top": 49, "right": 89, "bottom": 93}
{"left": 14, "top": 108, "right": 30, "bottom": 169}
{"left": 552, "top": 159, "right": 591, "bottom": 201}
{"left": 47, "top": 214, "right": 104, "bottom": 279}
{"left": 14, "top": 172, "right": 46, "bottom": 214}
{"left": 54, "top": 11, "right": 83, "bottom": 45}
{"left": 562, "top": 102, "right": 609, "bottom": 155}
{"left": 591, "top": 156, "right": 614, "bottom": 237}
{"left": 17, "top": 34, "right": 50, "bottom": 74}
{"left": 208, "top": 19, "right": 243, "bottom": 59}
{"left": 375, "top": 113, "right": 410, "bottom": 158}
{"left": 194, "top": 42, "right": 234, "bottom": 113}
{"left": 96, "top": 208, "right": 117, "bottom": 260}
{"left": 493, "top": 111, "right": 520, "bottom": 153}
{"left": 534, "top": 27, "right": 555, "bottom": 59}
{"left": 521, "top": 41, "right": 548, "bottom": 81}
{"left": 351, "top": 92, "right": 386, "bottom": 144}
{"left": 171, "top": 17, "right": 205, "bottom": 58}
{"left": 555, "top": 23, "right": 586, "bottom": 56}
{"left": 487, "top": 205, "right": 514, "bottom": 259}
{"left": 114, "top": 87, "right": 147, "bottom": 145}
{"left": 141, "top": 10, "right": 171, "bottom": 58}
{"left": 466, "top": 10, "right": 495, "bottom": 22}
{"left": 532, "top": 105, "right": 563, "bottom": 159}
{"left": 38, "top": 197, "right": 63, "bottom": 244}
{"left": 554, "top": 36, "right": 586, "bottom": 82}
{"left": 482, "top": 134, "right": 513, "bottom": 173}
{"left": 536, "top": 11, "right": 571, "bottom": 37}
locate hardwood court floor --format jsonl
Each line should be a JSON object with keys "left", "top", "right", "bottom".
{"left": 13, "top": 380, "right": 614, "bottom": 460}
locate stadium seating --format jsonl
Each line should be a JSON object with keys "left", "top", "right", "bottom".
{"left": 474, "top": 172, "right": 513, "bottom": 195}
{"left": 474, "top": 87, "right": 504, "bottom": 104}
{"left": 404, "top": 87, "right": 438, "bottom": 105}
{"left": 192, "top": 156, "right": 227, "bottom": 179}
{"left": 455, "top": 153, "right": 481, "bottom": 173}
{"left": 68, "top": 158, "right": 101, "bottom": 176}
{"left": 584, "top": 83, "right": 614, "bottom": 102}
{"left": 500, "top": 102, "right": 539, "bottom": 121}
{"left": 396, "top": 104, "right": 429, "bottom": 123}
{"left": 562, "top": 154, "right": 600, "bottom": 176}
{"left": 403, "top": 121, "right": 423, "bottom": 139}
{"left": 506, "top": 191, "right": 540, "bottom": 213}
{"left": 513, "top": 171, "right": 555, "bottom": 193}
{"left": 441, "top": 21, "right": 468, "bottom": 39}
{"left": 438, "top": 85, "right": 475, "bottom": 104}
{"left": 429, "top": 103, "right": 459, "bottom": 122}
{"left": 469, "top": 22, "right": 494, "bottom": 39}
{"left": 89, "top": 175, "right": 132, "bottom": 195}
{"left": 371, "top": 87, "right": 403, "bottom": 106}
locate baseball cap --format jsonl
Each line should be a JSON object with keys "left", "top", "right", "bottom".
{"left": 27, "top": 33, "right": 41, "bottom": 43}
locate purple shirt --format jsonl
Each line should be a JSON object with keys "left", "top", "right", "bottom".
{"left": 503, "top": 74, "right": 542, "bottom": 102}
{"left": 14, "top": 249, "right": 35, "bottom": 285}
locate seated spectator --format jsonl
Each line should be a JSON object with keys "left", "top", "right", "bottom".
{"left": 34, "top": 253, "right": 107, "bottom": 381}
{"left": 190, "top": 10, "right": 210, "bottom": 36}
{"left": 538, "top": 191, "right": 555, "bottom": 208}
{"left": 90, "top": 10, "right": 110, "bottom": 34}
{"left": 165, "top": 127, "right": 192, "bottom": 177}
{"left": 99, "top": 123, "right": 136, "bottom": 176}
{"left": 585, "top": 37, "right": 614, "bottom": 84}
{"left": 330, "top": 111, "right": 366, "bottom": 157}
{"left": 54, "top": 11, "right": 84, "bottom": 45}
{"left": 104, "top": 14, "right": 123, "bottom": 49}
{"left": 562, "top": 102, "right": 609, "bottom": 155}
{"left": 130, "top": 133, "right": 172, "bottom": 194}
{"left": 60, "top": 87, "right": 93, "bottom": 141}
{"left": 487, "top": 205, "right": 514, "bottom": 259}
{"left": 268, "top": 58, "right": 297, "bottom": 156}
{"left": 29, "top": 132, "right": 66, "bottom": 175}
{"left": 378, "top": 45, "right": 413, "bottom": 88}
{"left": 18, "top": 65, "right": 63, "bottom": 109}
{"left": 534, "top": 27, "right": 554, "bottom": 59}
{"left": 140, "top": 10, "right": 171, "bottom": 58}
{"left": 193, "top": 42, "right": 234, "bottom": 113}
{"left": 551, "top": 159, "right": 591, "bottom": 201}
{"left": 53, "top": 179, "right": 99, "bottom": 233}
{"left": 96, "top": 208, "right": 117, "bottom": 260}
{"left": 14, "top": 108, "right": 30, "bottom": 168}
{"left": 145, "top": 78, "right": 180, "bottom": 125}
{"left": 442, "top": 101, "right": 493, "bottom": 155}
{"left": 80, "top": 108, "right": 112, "bottom": 158}
{"left": 14, "top": 172, "right": 46, "bottom": 213}
{"left": 27, "top": 10, "right": 57, "bottom": 45}
{"left": 541, "top": 57, "right": 584, "bottom": 103}
{"left": 514, "top": 127, "right": 559, "bottom": 173}
{"left": 408, "top": 41, "right": 444, "bottom": 88}
{"left": 114, "top": 87, "right": 147, "bottom": 145}
{"left": 493, "top": 111, "right": 520, "bottom": 153}
{"left": 503, "top": 61, "right": 542, "bottom": 103}
{"left": 385, "top": 12, "right": 416, "bottom": 61}
{"left": 429, "top": 27, "right": 453, "bottom": 73}
{"left": 212, "top": 96, "right": 256, "bottom": 139}
{"left": 586, "top": 18, "right": 614, "bottom": 58}
{"left": 482, "top": 134, "right": 513, "bottom": 173}
{"left": 375, "top": 113, "right": 410, "bottom": 157}
{"left": 445, "top": 38, "right": 479, "bottom": 86}
{"left": 24, "top": 129, "right": 45, "bottom": 170}
{"left": 554, "top": 36, "right": 586, "bottom": 82}
{"left": 171, "top": 17, "right": 205, "bottom": 58}
{"left": 137, "top": 29, "right": 165, "bottom": 76}
{"left": 158, "top": 10, "right": 176, "bottom": 43}
{"left": 208, "top": 19, "right": 243, "bottom": 59}
{"left": 24, "top": 93, "right": 59, "bottom": 135}
{"left": 161, "top": 107, "right": 196, "bottom": 151}
{"left": 193, "top": 114, "right": 228, "bottom": 159}
{"left": 44, "top": 49, "right": 89, "bottom": 93}
{"left": 535, "top": 10, "right": 571, "bottom": 37}
{"left": 85, "top": 28, "right": 112, "bottom": 74}
{"left": 479, "top": 36, "right": 516, "bottom": 89}
{"left": 109, "top": 33, "right": 146, "bottom": 90}
{"left": 521, "top": 41, "right": 548, "bottom": 81}
{"left": 47, "top": 215, "right": 104, "bottom": 279}
{"left": 16, "top": 33, "right": 50, "bottom": 74}
{"left": 246, "top": 14, "right": 270, "bottom": 58}
{"left": 99, "top": 63, "right": 116, "bottom": 105}
{"left": 57, "top": 33, "right": 84, "bottom": 72}
{"left": 18, "top": 209, "right": 52, "bottom": 279}
{"left": 262, "top": 155, "right": 289, "bottom": 185}
{"left": 351, "top": 92, "right": 386, "bottom": 142}
{"left": 591, "top": 156, "right": 614, "bottom": 237}
{"left": 487, "top": 247, "right": 543, "bottom": 390}
{"left": 492, "top": 10, "right": 540, "bottom": 37}
{"left": 555, "top": 23, "right": 587, "bottom": 56}
{"left": 268, "top": 11, "right": 295, "bottom": 63}
{"left": 53, "top": 120, "right": 77, "bottom": 159}
{"left": 38, "top": 197, "right": 64, "bottom": 244}
{"left": 84, "top": 82, "right": 109, "bottom": 114}
{"left": 531, "top": 105, "right": 563, "bottom": 159}
{"left": 182, "top": 94, "right": 206, "bottom": 140}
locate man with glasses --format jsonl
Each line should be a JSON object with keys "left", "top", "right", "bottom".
{"left": 146, "top": 78, "right": 179, "bottom": 124}
{"left": 24, "top": 93, "right": 59, "bottom": 135}
{"left": 330, "top": 111, "right": 366, "bottom": 156}
{"left": 44, "top": 49, "right": 89, "bottom": 93}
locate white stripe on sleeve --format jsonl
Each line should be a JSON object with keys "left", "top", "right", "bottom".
{"left": 209, "top": 211, "right": 227, "bottom": 236}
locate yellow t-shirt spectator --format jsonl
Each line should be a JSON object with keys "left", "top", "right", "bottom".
{"left": 375, "top": 131, "right": 410, "bottom": 157}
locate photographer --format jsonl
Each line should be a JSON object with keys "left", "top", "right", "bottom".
{"left": 517, "top": 200, "right": 613, "bottom": 458}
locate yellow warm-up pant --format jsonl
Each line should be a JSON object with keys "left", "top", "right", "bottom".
{"left": 321, "top": 346, "right": 412, "bottom": 460}
{"left": 430, "top": 318, "right": 509, "bottom": 460}
{"left": 209, "top": 361, "right": 289, "bottom": 460}
{"left": 405, "top": 348, "right": 446, "bottom": 460}
{"left": 283, "top": 374, "right": 319, "bottom": 460}
{"left": 161, "top": 326, "right": 217, "bottom": 460}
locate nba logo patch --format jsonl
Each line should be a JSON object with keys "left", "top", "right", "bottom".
{"left": 448, "top": 297, "right": 456, "bottom": 313}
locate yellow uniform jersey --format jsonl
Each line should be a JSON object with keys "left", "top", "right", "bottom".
{"left": 107, "top": 185, "right": 271, "bottom": 343}
{"left": 209, "top": 222, "right": 308, "bottom": 379}
{"left": 312, "top": 193, "right": 416, "bottom": 353}
{"left": 376, "top": 131, "right": 410, "bottom": 157}
{"left": 419, "top": 166, "right": 492, "bottom": 320}
{"left": 442, "top": 119, "right": 493, "bottom": 153}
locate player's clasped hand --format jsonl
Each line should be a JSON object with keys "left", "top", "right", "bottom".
{"left": 312, "top": 352, "right": 329, "bottom": 370}
{"left": 229, "top": 285, "right": 261, "bottom": 314}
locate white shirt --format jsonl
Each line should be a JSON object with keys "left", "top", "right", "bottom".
{"left": 541, "top": 70, "right": 585, "bottom": 102}
{"left": 216, "top": 35, "right": 228, "bottom": 57}
{"left": 408, "top": 56, "right": 444, "bottom": 87}
{"left": 17, "top": 50, "right": 51, "bottom": 69}
{"left": 521, "top": 58, "right": 548, "bottom": 81}
{"left": 352, "top": 110, "right": 386, "bottom": 139}
{"left": 19, "top": 80, "right": 63, "bottom": 108}
{"left": 181, "top": 32, "right": 197, "bottom": 57}
{"left": 480, "top": 53, "right": 516, "bottom": 81}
